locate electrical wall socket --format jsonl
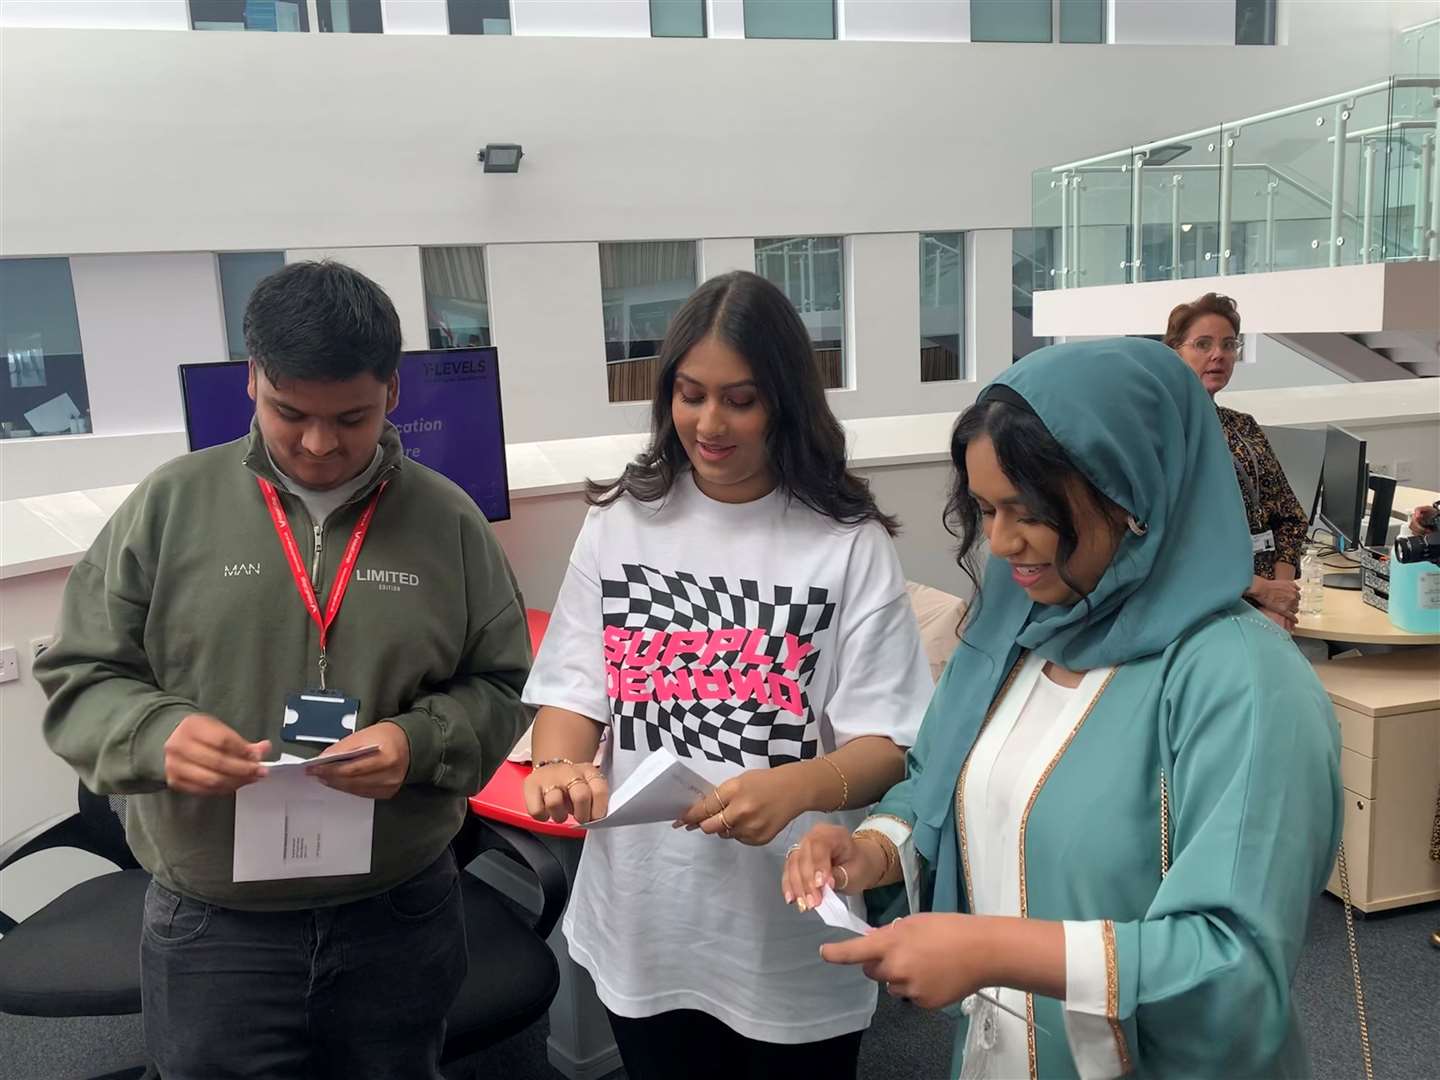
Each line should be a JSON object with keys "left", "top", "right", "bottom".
{"left": 31, "top": 636, "right": 54, "bottom": 661}
{"left": 0, "top": 646, "right": 18, "bottom": 684}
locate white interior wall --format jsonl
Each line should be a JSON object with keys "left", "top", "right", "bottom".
{"left": 0, "top": 431, "right": 188, "bottom": 501}
{"left": 1110, "top": 0, "right": 1237, "bottom": 45}
{"left": 0, "top": 567, "right": 119, "bottom": 923}
{"left": 1226, "top": 335, "right": 1351, "bottom": 391}
{"left": 843, "top": 0, "right": 970, "bottom": 42}
{"left": 848, "top": 232, "right": 923, "bottom": 403}
{"left": 380, "top": 0, "right": 449, "bottom": 34}
{"left": 1, "top": 22, "right": 1409, "bottom": 257}
{"left": 709, "top": 0, "right": 744, "bottom": 37}
{"left": 0, "top": 0, "right": 187, "bottom": 29}
{"left": 484, "top": 242, "right": 637, "bottom": 441}
{"left": 68, "top": 254, "right": 229, "bottom": 436}
{"left": 285, "top": 245, "right": 429, "bottom": 350}
{"left": 511, "top": 0, "right": 651, "bottom": 37}
{"left": 699, "top": 237, "right": 757, "bottom": 278}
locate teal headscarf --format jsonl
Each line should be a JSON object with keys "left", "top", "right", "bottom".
{"left": 891, "top": 336, "right": 1253, "bottom": 881}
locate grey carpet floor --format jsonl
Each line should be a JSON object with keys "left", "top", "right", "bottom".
{"left": 3, "top": 897, "right": 1436, "bottom": 1080}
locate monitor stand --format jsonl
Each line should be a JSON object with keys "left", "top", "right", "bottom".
{"left": 1324, "top": 571, "right": 1363, "bottom": 591}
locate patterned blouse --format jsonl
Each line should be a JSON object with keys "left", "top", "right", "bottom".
{"left": 1217, "top": 407, "right": 1309, "bottom": 578}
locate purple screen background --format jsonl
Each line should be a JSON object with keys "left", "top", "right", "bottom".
{"left": 178, "top": 348, "right": 510, "bottom": 521}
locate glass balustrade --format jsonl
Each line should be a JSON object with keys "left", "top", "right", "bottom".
{"left": 1034, "top": 75, "right": 1440, "bottom": 289}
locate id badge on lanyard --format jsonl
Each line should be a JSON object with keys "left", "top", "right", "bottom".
{"left": 258, "top": 477, "right": 386, "bottom": 746}
{"left": 1252, "top": 529, "right": 1276, "bottom": 555}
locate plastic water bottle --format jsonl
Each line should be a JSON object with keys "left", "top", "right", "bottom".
{"left": 1299, "top": 550, "right": 1325, "bottom": 617}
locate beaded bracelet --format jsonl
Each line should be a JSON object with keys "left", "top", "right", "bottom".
{"left": 535, "top": 757, "right": 577, "bottom": 769}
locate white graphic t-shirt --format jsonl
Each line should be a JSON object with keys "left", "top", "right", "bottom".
{"left": 523, "top": 475, "right": 933, "bottom": 1044}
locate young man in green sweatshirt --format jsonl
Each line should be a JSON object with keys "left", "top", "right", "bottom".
{"left": 36, "top": 261, "right": 531, "bottom": 1079}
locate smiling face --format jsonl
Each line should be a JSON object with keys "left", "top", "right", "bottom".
{"left": 1174, "top": 312, "right": 1241, "bottom": 396}
{"left": 248, "top": 362, "right": 398, "bottom": 491}
{"left": 965, "top": 433, "right": 1124, "bottom": 606}
{"left": 670, "top": 335, "right": 774, "bottom": 504}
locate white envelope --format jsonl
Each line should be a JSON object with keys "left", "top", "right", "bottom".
{"left": 584, "top": 747, "right": 741, "bottom": 829}
{"left": 233, "top": 760, "right": 374, "bottom": 882}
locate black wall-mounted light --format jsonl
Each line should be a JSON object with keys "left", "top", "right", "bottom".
{"left": 477, "top": 144, "right": 524, "bottom": 173}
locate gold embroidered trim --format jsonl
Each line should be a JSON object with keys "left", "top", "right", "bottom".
{"left": 865, "top": 812, "right": 915, "bottom": 832}
{"left": 1018, "top": 667, "right": 1118, "bottom": 1080}
{"left": 1102, "top": 919, "right": 1133, "bottom": 1074}
{"left": 954, "top": 654, "right": 1029, "bottom": 909}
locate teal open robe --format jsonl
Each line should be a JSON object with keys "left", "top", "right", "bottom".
{"left": 871, "top": 338, "right": 1342, "bottom": 1078}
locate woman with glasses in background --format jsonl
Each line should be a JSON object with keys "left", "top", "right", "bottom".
{"left": 1166, "top": 293, "right": 1309, "bottom": 631}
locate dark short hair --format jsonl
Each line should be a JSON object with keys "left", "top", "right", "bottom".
{"left": 243, "top": 261, "right": 402, "bottom": 385}
{"left": 1163, "top": 292, "right": 1240, "bottom": 349}
{"left": 587, "top": 271, "right": 899, "bottom": 536}
{"left": 945, "top": 396, "right": 1114, "bottom": 631}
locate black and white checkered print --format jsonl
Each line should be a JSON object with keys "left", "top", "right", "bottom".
{"left": 602, "top": 563, "right": 834, "bottom": 768}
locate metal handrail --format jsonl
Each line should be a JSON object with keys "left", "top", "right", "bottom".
{"left": 1051, "top": 76, "right": 1440, "bottom": 173}
{"left": 1041, "top": 74, "right": 1440, "bottom": 286}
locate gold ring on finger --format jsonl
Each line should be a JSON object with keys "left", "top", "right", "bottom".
{"left": 835, "top": 865, "right": 849, "bottom": 890}
{"left": 565, "top": 776, "right": 589, "bottom": 790}
{"left": 719, "top": 807, "right": 734, "bottom": 834}
{"left": 785, "top": 843, "right": 801, "bottom": 859}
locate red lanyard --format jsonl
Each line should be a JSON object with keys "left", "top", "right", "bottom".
{"left": 258, "top": 477, "right": 386, "bottom": 689}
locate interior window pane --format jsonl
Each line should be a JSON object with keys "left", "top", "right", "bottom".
{"left": 651, "top": 0, "right": 705, "bottom": 37}
{"left": 1059, "top": 0, "right": 1104, "bottom": 43}
{"left": 744, "top": 0, "right": 835, "bottom": 40}
{"left": 601, "top": 241, "right": 697, "bottom": 403}
{"left": 970, "top": 0, "right": 1050, "bottom": 42}
{"left": 0, "top": 258, "right": 92, "bottom": 438}
{"left": 753, "top": 236, "right": 844, "bottom": 389}
{"left": 422, "top": 246, "right": 493, "bottom": 351}
{"left": 920, "top": 233, "right": 965, "bottom": 382}
{"left": 1235, "top": 0, "right": 1276, "bottom": 45}
{"left": 318, "top": 0, "right": 384, "bottom": 33}
{"left": 218, "top": 252, "right": 285, "bottom": 360}
{"left": 190, "top": 0, "right": 311, "bottom": 31}
{"left": 448, "top": 0, "right": 511, "bottom": 35}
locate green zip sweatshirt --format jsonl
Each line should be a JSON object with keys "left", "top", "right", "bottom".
{"left": 35, "top": 422, "right": 530, "bottom": 910}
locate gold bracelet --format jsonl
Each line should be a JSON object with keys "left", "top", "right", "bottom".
{"left": 819, "top": 757, "right": 849, "bottom": 812}
{"left": 852, "top": 828, "right": 899, "bottom": 881}
{"left": 535, "top": 757, "right": 576, "bottom": 769}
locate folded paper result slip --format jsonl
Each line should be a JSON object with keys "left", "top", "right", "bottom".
{"left": 584, "top": 746, "right": 741, "bottom": 829}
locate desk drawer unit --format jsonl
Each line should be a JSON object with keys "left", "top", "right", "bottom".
{"left": 1315, "top": 649, "right": 1440, "bottom": 913}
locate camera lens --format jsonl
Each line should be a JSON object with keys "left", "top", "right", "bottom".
{"left": 1393, "top": 533, "right": 1439, "bottom": 565}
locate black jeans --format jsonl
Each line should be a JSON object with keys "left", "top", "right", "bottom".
{"left": 140, "top": 852, "right": 466, "bottom": 1080}
{"left": 605, "top": 1007, "right": 864, "bottom": 1080}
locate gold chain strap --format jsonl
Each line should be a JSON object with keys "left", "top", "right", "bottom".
{"left": 1159, "top": 770, "right": 1171, "bottom": 878}
{"left": 1162, "top": 771, "right": 1372, "bottom": 1080}
{"left": 1336, "top": 842, "right": 1374, "bottom": 1080}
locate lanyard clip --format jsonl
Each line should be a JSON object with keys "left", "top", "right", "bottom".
{"left": 318, "top": 651, "right": 329, "bottom": 692}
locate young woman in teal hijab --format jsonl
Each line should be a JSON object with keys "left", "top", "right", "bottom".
{"left": 784, "top": 337, "right": 1341, "bottom": 1079}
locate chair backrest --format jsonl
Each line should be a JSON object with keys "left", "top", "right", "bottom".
{"left": 76, "top": 782, "right": 140, "bottom": 870}
{"left": 905, "top": 580, "right": 968, "bottom": 683}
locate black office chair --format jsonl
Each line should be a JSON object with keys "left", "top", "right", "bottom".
{"left": 0, "top": 782, "right": 149, "bottom": 1079}
{"left": 0, "top": 782, "right": 567, "bottom": 1075}
{"left": 443, "top": 813, "right": 568, "bottom": 1065}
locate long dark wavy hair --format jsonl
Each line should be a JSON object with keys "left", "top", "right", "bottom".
{"left": 586, "top": 271, "right": 899, "bottom": 535}
{"left": 944, "top": 395, "right": 1115, "bottom": 623}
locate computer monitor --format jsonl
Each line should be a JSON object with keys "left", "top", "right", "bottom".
{"left": 1259, "top": 425, "right": 1325, "bottom": 523}
{"left": 178, "top": 348, "right": 510, "bottom": 522}
{"left": 1317, "top": 424, "right": 1367, "bottom": 590}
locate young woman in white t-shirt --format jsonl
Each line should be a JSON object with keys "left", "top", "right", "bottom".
{"left": 520, "top": 271, "right": 933, "bottom": 1079}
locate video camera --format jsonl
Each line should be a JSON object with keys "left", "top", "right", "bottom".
{"left": 1394, "top": 501, "right": 1440, "bottom": 566}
